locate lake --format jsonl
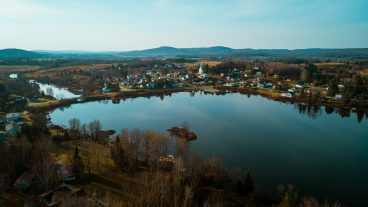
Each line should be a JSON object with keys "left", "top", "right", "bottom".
{"left": 50, "top": 92, "right": 368, "bottom": 206}
{"left": 31, "top": 80, "right": 80, "bottom": 100}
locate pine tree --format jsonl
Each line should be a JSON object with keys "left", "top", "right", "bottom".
{"left": 327, "top": 79, "right": 338, "bottom": 96}
{"left": 73, "top": 146, "right": 80, "bottom": 159}
{"left": 73, "top": 146, "right": 85, "bottom": 177}
{"left": 111, "top": 135, "right": 125, "bottom": 171}
{"left": 243, "top": 170, "right": 255, "bottom": 195}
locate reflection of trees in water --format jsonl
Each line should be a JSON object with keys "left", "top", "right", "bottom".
{"left": 334, "top": 108, "right": 351, "bottom": 118}
{"left": 356, "top": 110, "right": 365, "bottom": 123}
{"left": 97, "top": 100, "right": 109, "bottom": 105}
{"left": 296, "top": 104, "right": 367, "bottom": 123}
{"left": 325, "top": 106, "right": 334, "bottom": 114}
{"left": 294, "top": 103, "right": 322, "bottom": 119}
{"left": 159, "top": 94, "right": 165, "bottom": 100}
{"left": 112, "top": 98, "right": 120, "bottom": 104}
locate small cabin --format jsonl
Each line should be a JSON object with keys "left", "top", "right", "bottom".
{"left": 159, "top": 155, "right": 175, "bottom": 170}
{"left": 56, "top": 163, "right": 76, "bottom": 182}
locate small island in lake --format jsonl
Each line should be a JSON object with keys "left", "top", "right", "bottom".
{"left": 167, "top": 126, "right": 197, "bottom": 141}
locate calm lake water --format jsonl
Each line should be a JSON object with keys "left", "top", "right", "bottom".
{"left": 50, "top": 92, "right": 368, "bottom": 206}
{"left": 32, "top": 80, "right": 80, "bottom": 100}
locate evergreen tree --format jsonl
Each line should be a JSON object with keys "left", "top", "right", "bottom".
{"left": 327, "top": 79, "right": 338, "bottom": 96}
{"left": 73, "top": 146, "right": 85, "bottom": 177}
{"left": 243, "top": 170, "right": 255, "bottom": 195}
{"left": 300, "top": 64, "right": 317, "bottom": 83}
{"left": 279, "top": 185, "right": 298, "bottom": 207}
{"left": 236, "top": 170, "right": 255, "bottom": 196}
{"left": 73, "top": 146, "right": 80, "bottom": 160}
{"left": 111, "top": 135, "right": 125, "bottom": 171}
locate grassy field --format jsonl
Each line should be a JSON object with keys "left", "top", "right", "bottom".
{"left": 25, "top": 63, "right": 121, "bottom": 78}
{"left": 28, "top": 98, "right": 60, "bottom": 108}
{"left": 256, "top": 88, "right": 281, "bottom": 97}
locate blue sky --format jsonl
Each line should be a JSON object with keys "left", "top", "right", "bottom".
{"left": 0, "top": 0, "right": 367, "bottom": 50}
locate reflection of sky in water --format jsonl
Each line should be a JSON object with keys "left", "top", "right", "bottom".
{"left": 36, "top": 81, "right": 79, "bottom": 100}
{"left": 50, "top": 92, "right": 368, "bottom": 206}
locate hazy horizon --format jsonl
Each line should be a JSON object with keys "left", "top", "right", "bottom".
{"left": 2, "top": 45, "right": 368, "bottom": 53}
{"left": 1, "top": 0, "right": 368, "bottom": 50}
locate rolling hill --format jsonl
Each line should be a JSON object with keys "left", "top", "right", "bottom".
{"left": 1, "top": 47, "right": 368, "bottom": 60}
{"left": 119, "top": 47, "right": 368, "bottom": 60}
{"left": 0, "top": 48, "right": 43, "bottom": 59}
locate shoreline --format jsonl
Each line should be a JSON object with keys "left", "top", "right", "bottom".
{"left": 29, "top": 86, "right": 368, "bottom": 114}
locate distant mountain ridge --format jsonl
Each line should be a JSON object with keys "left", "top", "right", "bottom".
{"left": 1, "top": 47, "right": 368, "bottom": 60}
{"left": 0, "top": 48, "right": 42, "bottom": 59}
{"left": 119, "top": 46, "right": 368, "bottom": 59}
{"left": 120, "top": 46, "right": 234, "bottom": 57}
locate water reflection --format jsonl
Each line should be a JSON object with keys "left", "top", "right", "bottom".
{"left": 50, "top": 92, "right": 368, "bottom": 206}
{"left": 294, "top": 104, "right": 322, "bottom": 119}
{"left": 30, "top": 80, "right": 80, "bottom": 100}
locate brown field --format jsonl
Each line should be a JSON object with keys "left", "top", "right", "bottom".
{"left": 314, "top": 62, "right": 346, "bottom": 68}
{"left": 0, "top": 65, "right": 41, "bottom": 72}
{"left": 184, "top": 60, "right": 222, "bottom": 69}
{"left": 26, "top": 63, "right": 122, "bottom": 78}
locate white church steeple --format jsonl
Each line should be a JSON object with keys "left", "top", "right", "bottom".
{"left": 198, "top": 61, "right": 204, "bottom": 75}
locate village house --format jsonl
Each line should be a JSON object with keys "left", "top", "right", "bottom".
{"left": 148, "top": 82, "right": 155, "bottom": 89}
{"left": 56, "top": 163, "right": 76, "bottom": 182}
{"left": 49, "top": 125, "right": 66, "bottom": 136}
{"left": 14, "top": 171, "right": 34, "bottom": 190}
{"left": 334, "top": 94, "right": 342, "bottom": 100}
{"left": 281, "top": 92, "right": 294, "bottom": 98}
{"left": 15, "top": 97, "right": 27, "bottom": 104}
{"left": 5, "top": 113, "right": 23, "bottom": 123}
{"left": 159, "top": 154, "right": 176, "bottom": 171}
{"left": 6, "top": 122, "right": 21, "bottom": 137}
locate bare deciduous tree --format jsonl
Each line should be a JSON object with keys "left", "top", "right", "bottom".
{"left": 32, "top": 136, "right": 54, "bottom": 191}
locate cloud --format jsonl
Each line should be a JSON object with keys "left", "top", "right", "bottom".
{"left": 0, "top": 0, "right": 54, "bottom": 19}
